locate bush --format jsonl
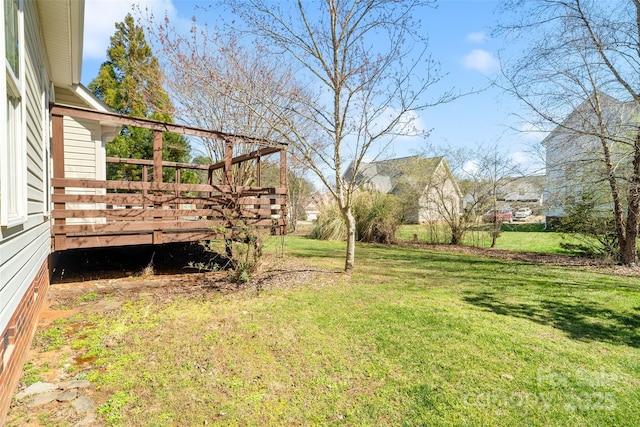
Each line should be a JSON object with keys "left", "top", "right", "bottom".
{"left": 556, "top": 194, "right": 618, "bottom": 258}
{"left": 353, "top": 191, "right": 401, "bottom": 244}
{"left": 196, "top": 223, "right": 265, "bottom": 284}
{"left": 309, "top": 191, "right": 402, "bottom": 243}
{"left": 309, "top": 202, "right": 346, "bottom": 240}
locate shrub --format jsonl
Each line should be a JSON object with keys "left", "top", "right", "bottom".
{"left": 353, "top": 191, "right": 401, "bottom": 244}
{"left": 196, "top": 223, "right": 265, "bottom": 284}
{"left": 225, "top": 224, "right": 263, "bottom": 283}
{"left": 556, "top": 193, "right": 618, "bottom": 258}
{"left": 309, "top": 191, "right": 402, "bottom": 243}
{"left": 309, "top": 202, "right": 346, "bottom": 240}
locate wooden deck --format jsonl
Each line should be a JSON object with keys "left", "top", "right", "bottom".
{"left": 50, "top": 104, "right": 288, "bottom": 251}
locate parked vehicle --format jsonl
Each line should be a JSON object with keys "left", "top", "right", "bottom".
{"left": 482, "top": 208, "right": 513, "bottom": 223}
{"left": 514, "top": 207, "right": 532, "bottom": 219}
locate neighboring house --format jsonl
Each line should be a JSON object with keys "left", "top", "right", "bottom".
{"left": 301, "top": 192, "right": 334, "bottom": 221}
{"left": 0, "top": 1, "right": 103, "bottom": 421}
{"left": 462, "top": 176, "right": 544, "bottom": 216}
{"left": 344, "top": 156, "right": 462, "bottom": 223}
{"left": 495, "top": 175, "right": 545, "bottom": 212}
{"left": 542, "top": 93, "right": 637, "bottom": 225}
{"left": 300, "top": 194, "right": 320, "bottom": 221}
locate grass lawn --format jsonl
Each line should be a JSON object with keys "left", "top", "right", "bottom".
{"left": 398, "top": 223, "right": 591, "bottom": 254}
{"left": 12, "top": 236, "right": 640, "bottom": 426}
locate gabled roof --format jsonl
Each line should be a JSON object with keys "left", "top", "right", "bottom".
{"left": 36, "top": 0, "right": 85, "bottom": 85}
{"left": 541, "top": 92, "right": 637, "bottom": 147}
{"left": 346, "top": 155, "right": 449, "bottom": 194}
{"left": 70, "top": 84, "right": 112, "bottom": 112}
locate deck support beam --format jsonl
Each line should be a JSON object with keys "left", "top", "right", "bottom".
{"left": 153, "top": 130, "right": 164, "bottom": 244}
{"left": 52, "top": 113, "right": 67, "bottom": 251}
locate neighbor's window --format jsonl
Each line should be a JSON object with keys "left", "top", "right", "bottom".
{"left": 1, "top": 0, "right": 26, "bottom": 226}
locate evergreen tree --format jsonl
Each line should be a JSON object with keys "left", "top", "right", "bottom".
{"left": 89, "top": 14, "right": 194, "bottom": 183}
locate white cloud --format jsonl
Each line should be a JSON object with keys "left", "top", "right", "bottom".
{"left": 83, "top": 0, "right": 178, "bottom": 59}
{"left": 467, "top": 32, "right": 487, "bottom": 43}
{"left": 461, "top": 159, "right": 480, "bottom": 177}
{"left": 463, "top": 49, "right": 499, "bottom": 74}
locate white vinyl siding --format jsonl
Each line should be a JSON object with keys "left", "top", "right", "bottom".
{"left": 55, "top": 86, "right": 107, "bottom": 224}
{"left": 0, "top": 221, "right": 49, "bottom": 332}
{"left": 1, "top": 0, "right": 27, "bottom": 226}
{"left": 0, "top": 0, "right": 50, "bottom": 347}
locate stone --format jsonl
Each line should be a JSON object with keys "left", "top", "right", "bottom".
{"left": 72, "top": 396, "right": 95, "bottom": 414}
{"left": 73, "top": 414, "right": 98, "bottom": 427}
{"left": 27, "top": 391, "right": 58, "bottom": 408}
{"left": 56, "top": 389, "right": 78, "bottom": 402}
{"left": 59, "top": 379, "right": 91, "bottom": 390}
{"left": 15, "top": 382, "right": 58, "bottom": 400}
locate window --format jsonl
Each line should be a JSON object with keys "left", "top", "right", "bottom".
{"left": 1, "top": 0, "right": 26, "bottom": 226}
{"left": 5, "top": 0, "right": 18, "bottom": 76}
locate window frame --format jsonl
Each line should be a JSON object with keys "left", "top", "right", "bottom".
{"left": 1, "top": 0, "right": 27, "bottom": 227}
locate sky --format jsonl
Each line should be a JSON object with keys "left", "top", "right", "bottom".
{"left": 81, "top": 0, "right": 545, "bottom": 174}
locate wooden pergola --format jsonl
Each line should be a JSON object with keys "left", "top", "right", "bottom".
{"left": 50, "top": 104, "right": 288, "bottom": 251}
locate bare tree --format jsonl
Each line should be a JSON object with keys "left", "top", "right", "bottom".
{"left": 211, "top": 0, "right": 457, "bottom": 273}
{"left": 498, "top": 0, "right": 640, "bottom": 264}
{"left": 439, "top": 145, "right": 522, "bottom": 247}
{"left": 145, "top": 10, "right": 318, "bottom": 227}
{"left": 145, "top": 1, "right": 455, "bottom": 272}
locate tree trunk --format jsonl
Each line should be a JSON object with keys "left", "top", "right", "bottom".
{"left": 620, "top": 132, "right": 640, "bottom": 265}
{"left": 450, "top": 223, "right": 462, "bottom": 245}
{"left": 343, "top": 208, "right": 356, "bottom": 274}
{"left": 490, "top": 221, "right": 500, "bottom": 248}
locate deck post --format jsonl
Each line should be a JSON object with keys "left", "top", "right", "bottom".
{"left": 256, "top": 157, "right": 261, "bottom": 186}
{"left": 279, "top": 149, "right": 287, "bottom": 188}
{"left": 224, "top": 141, "right": 233, "bottom": 186}
{"left": 175, "top": 168, "right": 181, "bottom": 207}
{"left": 153, "top": 130, "right": 163, "bottom": 244}
{"left": 142, "top": 166, "right": 148, "bottom": 199}
{"left": 52, "top": 113, "right": 67, "bottom": 251}
{"left": 280, "top": 149, "right": 287, "bottom": 235}
{"left": 153, "top": 130, "right": 163, "bottom": 184}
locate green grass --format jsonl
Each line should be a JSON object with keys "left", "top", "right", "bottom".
{"left": 398, "top": 223, "right": 590, "bottom": 254}
{"left": 30, "top": 236, "right": 640, "bottom": 425}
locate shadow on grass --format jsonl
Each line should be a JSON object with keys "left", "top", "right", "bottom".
{"left": 463, "top": 290, "right": 640, "bottom": 348}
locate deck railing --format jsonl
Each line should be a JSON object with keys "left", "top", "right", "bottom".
{"left": 50, "top": 104, "right": 287, "bottom": 251}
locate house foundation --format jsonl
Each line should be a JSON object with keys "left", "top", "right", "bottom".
{"left": 0, "top": 259, "right": 50, "bottom": 425}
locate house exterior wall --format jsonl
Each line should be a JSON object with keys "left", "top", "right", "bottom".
{"left": 0, "top": 259, "right": 49, "bottom": 424}
{"left": 54, "top": 86, "right": 108, "bottom": 224}
{"left": 544, "top": 130, "right": 602, "bottom": 218}
{"left": 417, "top": 163, "right": 461, "bottom": 224}
{"left": 0, "top": 1, "right": 53, "bottom": 422}
{"left": 543, "top": 95, "right": 636, "bottom": 221}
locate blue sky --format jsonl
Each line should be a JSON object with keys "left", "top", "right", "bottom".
{"left": 81, "top": 0, "right": 544, "bottom": 172}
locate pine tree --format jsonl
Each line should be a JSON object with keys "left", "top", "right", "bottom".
{"left": 89, "top": 14, "right": 194, "bottom": 182}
